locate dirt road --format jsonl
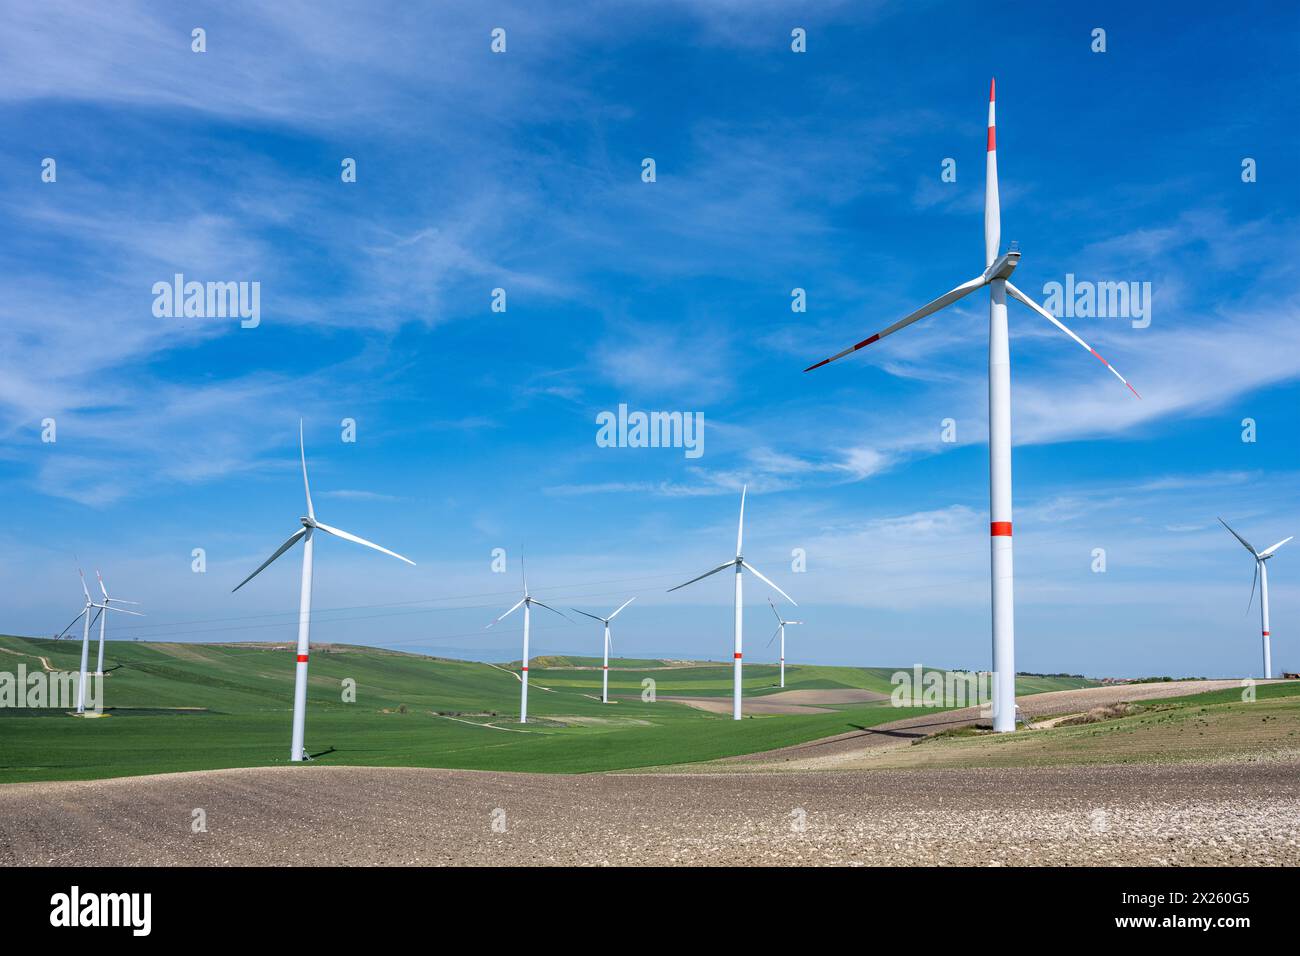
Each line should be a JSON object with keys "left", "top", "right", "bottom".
{"left": 726, "top": 679, "right": 1255, "bottom": 770}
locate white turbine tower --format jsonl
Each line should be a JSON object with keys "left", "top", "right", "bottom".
{"left": 803, "top": 79, "right": 1140, "bottom": 731}
{"left": 94, "top": 570, "right": 140, "bottom": 677}
{"left": 668, "top": 485, "right": 796, "bottom": 720}
{"left": 766, "top": 598, "right": 803, "bottom": 689}
{"left": 233, "top": 422, "right": 415, "bottom": 762}
{"left": 1219, "top": 517, "right": 1292, "bottom": 679}
{"left": 56, "top": 568, "right": 141, "bottom": 714}
{"left": 488, "top": 560, "right": 568, "bottom": 723}
{"left": 570, "top": 598, "right": 636, "bottom": 703}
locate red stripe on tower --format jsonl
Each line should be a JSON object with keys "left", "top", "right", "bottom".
{"left": 734, "top": 652, "right": 742, "bottom": 660}
{"left": 988, "top": 77, "right": 996, "bottom": 151}
{"left": 990, "top": 522, "right": 1012, "bottom": 537}
{"left": 296, "top": 654, "right": 308, "bottom": 663}
{"left": 521, "top": 666, "right": 528, "bottom": 672}
{"left": 1263, "top": 631, "right": 1270, "bottom": 636}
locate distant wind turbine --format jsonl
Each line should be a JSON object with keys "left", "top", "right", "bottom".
{"left": 56, "top": 567, "right": 141, "bottom": 714}
{"left": 802, "top": 79, "right": 1139, "bottom": 731}
{"left": 668, "top": 485, "right": 796, "bottom": 720}
{"left": 232, "top": 422, "right": 415, "bottom": 762}
{"left": 1219, "top": 517, "right": 1292, "bottom": 678}
{"left": 766, "top": 598, "right": 803, "bottom": 689}
{"left": 488, "top": 558, "right": 569, "bottom": 723}
{"left": 94, "top": 570, "right": 140, "bottom": 677}
{"left": 571, "top": 598, "right": 636, "bottom": 703}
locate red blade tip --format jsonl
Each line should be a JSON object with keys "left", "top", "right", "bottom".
{"left": 990, "top": 77, "right": 996, "bottom": 101}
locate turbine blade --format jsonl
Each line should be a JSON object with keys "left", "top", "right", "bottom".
{"left": 569, "top": 608, "right": 606, "bottom": 624}
{"left": 299, "top": 420, "right": 315, "bottom": 520}
{"left": 985, "top": 77, "right": 999, "bottom": 267}
{"left": 803, "top": 275, "right": 987, "bottom": 372}
{"left": 1005, "top": 281, "right": 1141, "bottom": 399}
{"left": 1260, "top": 536, "right": 1293, "bottom": 557}
{"left": 232, "top": 527, "right": 308, "bottom": 592}
{"left": 768, "top": 596, "right": 782, "bottom": 624}
{"left": 528, "top": 598, "right": 570, "bottom": 621}
{"left": 56, "top": 609, "right": 87, "bottom": 640}
{"left": 521, "top": 553, "right": 529, "bottom": 597}
{"left": 740, "top": 560, "right": 797, "bottom": 605}
{"left": 1247, "top": 562, "right": 1259, "bottom": 616}
{"left": 108, "top": 599, "right": 142, "bottom": 605}
{"left": 94, "top": 603, "right": 143, "bottom": 616}
{"left": 785, "top": 620, "right": 804, "bottom": 626}
{"left": 78, "top": 567, "right": 91, "bottom": 603}
{"left": 96, "top": 569, "right": 108, "bottom": 599}
{"left": 766, "top": 624, "right": 780, "bottom": 649}
{"left": 487, "top": 597, "right": 526, "bottom": 628}
{"left": 667, "top": 559, "right": 738, "bottom": 592}
{"left": 606, "top": 597, "right": 636, "bottom": 621}
{"left": 736, "top": 484, "right": 747, "bottom": 557}
{"left": 1217, "top": 517, "right": 1258, "bottom": 556}
{"left": 312, "top": 521, "right": 415, "bottom": 566}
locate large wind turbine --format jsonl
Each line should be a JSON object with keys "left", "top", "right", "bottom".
{"left": 803, "top": 79, "right": 1139, "bottom": 732}
{"left": 233, "top": 422, "right": 415, "bottom": 762}
{"left": 488, "top": 560, "right": 568, "bottom": 723}
{"left": 56, "top": 568, "right": 141, "bottom": 714}
{"left": 1219, "top": 517, "right": 1292, "bottom": 679}
{"left": 93, "top": 570, "right": 140, "bottom": 677}
{"left": 668, "top": 485, "right": 796, "bottom": 720}
{"left": 570, "top": 598, "right": 636, "bottom": 703}
{"left": 766, "top": 598, "right": 802, "bottom": 689}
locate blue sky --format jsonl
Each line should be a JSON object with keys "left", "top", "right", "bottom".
{"left": 2, "top": 1, "right": 1298, "bottom": 678}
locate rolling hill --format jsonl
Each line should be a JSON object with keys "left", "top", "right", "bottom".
{"left": 0, "top": 634, "right": 1097, "bottom": 783}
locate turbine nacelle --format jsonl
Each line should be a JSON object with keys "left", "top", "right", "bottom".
{"left": 984, "top": 250, "right": 1020, "bottom": 282}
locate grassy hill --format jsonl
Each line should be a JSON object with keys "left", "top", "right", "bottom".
{"left": 0, "top": 634, "right": 1096, "bottom": 784}
{"left": 856, "top": 682, "right": 1300, "bottom": 770}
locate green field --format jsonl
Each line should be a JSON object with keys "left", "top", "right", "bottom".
{"left": 0, "top": 634, "right": 1096, "bottom": 784}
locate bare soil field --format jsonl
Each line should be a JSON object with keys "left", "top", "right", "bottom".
{"left": 656, "top": 695, "right": 834, "bottom": 715}
{"left": 1, "top": 758, "right": 1295, "bottom": 866}
{"left": 656, "top": 687, "right": 888, "bottom": 715}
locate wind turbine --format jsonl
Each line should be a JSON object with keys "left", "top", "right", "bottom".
{"left": 487, "top": 559, "right": 568, "bottom": 723}
{"left": 802, "top": 79, "right": 1140, "bottom": 732}
{"left": 93, "top": 570, "right": 140, "bottom": 677}
{"left": 570, "top": 598, "right": 636, "bottom": 703}
{"left": 1219, "top": 517, "right": 1292, "bottom": 679}
{"left": 766, "top": 598, "right": 803, "bottom": 689}
{"left": 232, "top": 422, "right": 415, "bottom": 762}
{"left": 668, "top": 485, "right": 796, "bottom": 720}
{"left": 55, "top": 568, "right": 141, "bottom": 714}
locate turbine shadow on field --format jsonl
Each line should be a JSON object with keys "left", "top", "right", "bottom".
{"left": 830, "top": 715, "right": 974, "bottom": 745}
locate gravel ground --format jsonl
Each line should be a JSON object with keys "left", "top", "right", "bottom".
{"left": 3, "top": 680, "right": 1294, "bottom": 867}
